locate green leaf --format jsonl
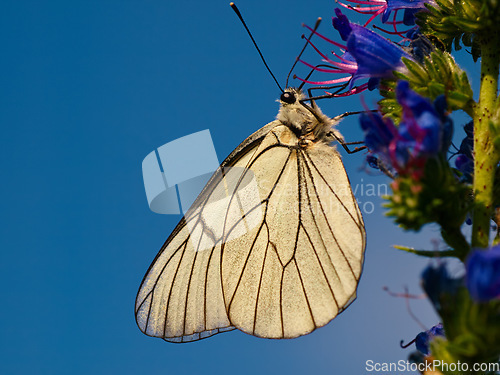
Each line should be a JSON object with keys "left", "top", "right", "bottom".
{"left": 393, "top": 245, "right": 456, "bottom": 257}
{"left": 403, "top": 59, "right": 428, "bottom": 84}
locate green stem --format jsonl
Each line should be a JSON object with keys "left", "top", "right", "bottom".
{"left": 441, "top": 226, "right": 470, "bottom": 261}
{"left": 472, "top": 35, "right": 500, "bottom": 249}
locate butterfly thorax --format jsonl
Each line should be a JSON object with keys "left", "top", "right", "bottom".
{"left": 276, "top": 88, "right": 338, "bottom": 147}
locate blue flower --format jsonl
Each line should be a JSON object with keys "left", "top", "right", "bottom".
{"left": 360, "top": 110, "right": 404, "bottom": 169}
{"left": 384, "top": 0, "right": 428, "bottom": 25}
{"left": 454, "top": 122, "right": 474, "bottom": 181}
{"left": 459, "top": 122, "right": 473, "bottom": 158}
{"left": 466, "top": 245, "right": 500, "bottom": 302}
{"left": 406, "top": 28, "right": 434, "bottom": 62}
{"left": 333, "top": 9, "right": 411, "bottom": 88}
{"left": 455, "top": 154, "right": 474, "bottom": 179}
{"left": 421, "top": 263, "right": 463, "bottom": 311}
{"left": 398, "top": 82, "right": 452, "bottom": 153}
{"left": 336, "top": 0, "right": 430, "bottom": 28}
{"left": 415, "top": 323, "right": 445, "bottom": 355}
{"left": 298, "top": 9, "right": 411, "bottom": 94}
{"left": 361, "top": 81, "right": 451, "bottom": 174}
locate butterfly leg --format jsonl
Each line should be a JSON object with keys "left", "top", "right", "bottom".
{"left": 330, "top": 133, "right": 367, "bottom": 154}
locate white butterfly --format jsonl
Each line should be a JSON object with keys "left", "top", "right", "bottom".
{"left": 135, "top": 88, "right": 366, "bottom": 342}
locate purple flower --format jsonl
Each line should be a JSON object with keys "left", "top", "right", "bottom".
{"left": 334, "top": 9, "right": 411, "bottom": 86}
{"left": 298, "top": 9, "right": 411, "bottom": 94}
{"left": 455, "top": 154, "right": 474, "bottom": 180}
{"left": 360, "top": 109, "right": 401, "bottom": 168}
{"left": 421, "top": 263, "right": 463, "bottom": 311}
{"left": 466, "top": 245, "right": 500, "bottom": 302}
{"left": 454, "top": 121, "right": 474, "bottom": 181}
{"left": 385, "top": 0, "right": 429, "bottom": 25}
{"left": 337, "top": 0, "right": 430, "bottom": 28}
{"left": 361, "top": 81, "right": 451, "bottom": 174}
{"left": 415, "top": 323, "right": 445, "bottom": 355}
{"left": 406, "top": 28, "right": 434, "bottom": 62}
{"left": 398, "top": 82, "right": 451, "bottom": 154}
{"left": 458, "top": 121, "right": 473, "bottom": 158}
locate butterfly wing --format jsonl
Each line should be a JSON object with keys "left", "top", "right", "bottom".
{"left": 135, "top": 121, "right": 278, "bottom": 343}
{"left": 220, "top": 124, "right": 366, "bottom": 339}
{"left": 136, "top": 118, "right": 366, "bottom": 342}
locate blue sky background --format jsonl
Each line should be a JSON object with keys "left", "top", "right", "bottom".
{"left": 0, "top": 1, "right": 478, "bottom": 374}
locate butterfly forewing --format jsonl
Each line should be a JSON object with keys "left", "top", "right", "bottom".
{"left": 135, "top": 123, "right": 278, "bottom": 342}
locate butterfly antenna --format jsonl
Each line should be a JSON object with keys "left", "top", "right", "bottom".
{"left": 286, "top": 17, "right": 322, "bottom": 88}
{"left": 230, "top": 2, "right": 283, "bottom": 92}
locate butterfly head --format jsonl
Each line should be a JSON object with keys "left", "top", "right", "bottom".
{"left": 277, "top": 88, "right": 337, "bottom": 143}
{"left": 278, "top": 88, "right": 304, "bottom": 106}
{"left": 279, "top": 89, "right": 300, "bottom": 105}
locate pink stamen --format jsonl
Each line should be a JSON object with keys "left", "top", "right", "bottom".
{"left": 384, "top": 19, "right": 405, "bottom": 25}
{"left": 363, "top": 7, "right": 386, "bottom": 26}
{"left": 331, "top": 50, "right": 346, "bottom": 60}
{"left": 383, "top": 286, "right": 425, "bottom": 299}
{"left": 337, "top": 2, "right": 384, "bottom": 13}
{"left": 388, "top": 139, "right": 402, "bottom": 171}
{"left": 392, "top": 9, "right": 399, "bottom": 34}
{"left": 339, "top": 0, "right": 385, "bottom": 5}
{"left": 304, "top": 40, "right": 357, "bottom": 72}
{"left": 299, "top": 59, "right": 347, "bottom": 73}
{"left": 352, "top": 7, "right": 386, "bottom": 13}
{"left": 295, "top": 76, "right": 352, "bottom": 85}
{"left": 373, "top": 24, "right": 410, "bottom": 36}
{"left": 303, "top": 24, "right": 346, "bottom": 49}
{"left": 304, "top": 38, "right": 342, "bottom": 66}
{"left": 326, "top": 59, "right": 358, "bottom": 72}
{"left": 325, "top": 83, "right": 369, "bottom": 96}
{"left": 330, "top": 50, "right": 357, "bottom": 67}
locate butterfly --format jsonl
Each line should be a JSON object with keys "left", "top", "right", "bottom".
{"left": 135, "top": 87, "right": 366, "bottom": 343}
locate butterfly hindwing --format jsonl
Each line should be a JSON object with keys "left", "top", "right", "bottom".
{"left": 220, "top": 125, "right": 366, "bottom": 339}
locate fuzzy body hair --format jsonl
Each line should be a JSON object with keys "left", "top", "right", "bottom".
{"left": 276, "top": 88, "right": 344, "bottom": 145}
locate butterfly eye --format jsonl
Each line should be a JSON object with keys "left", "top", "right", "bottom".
{"left": 280, "top": 92, "right": 296, "bottom": 104}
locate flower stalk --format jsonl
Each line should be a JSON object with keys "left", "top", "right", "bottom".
{"left": 301, "top": 2, "right": 500, "bottom": 367}
{"left": 472, "top": 34, "right": 500, "bottom": 248}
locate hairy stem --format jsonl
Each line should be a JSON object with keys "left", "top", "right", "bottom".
{"left": 472, "top": 35, "right": 500, "bottom": 248}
